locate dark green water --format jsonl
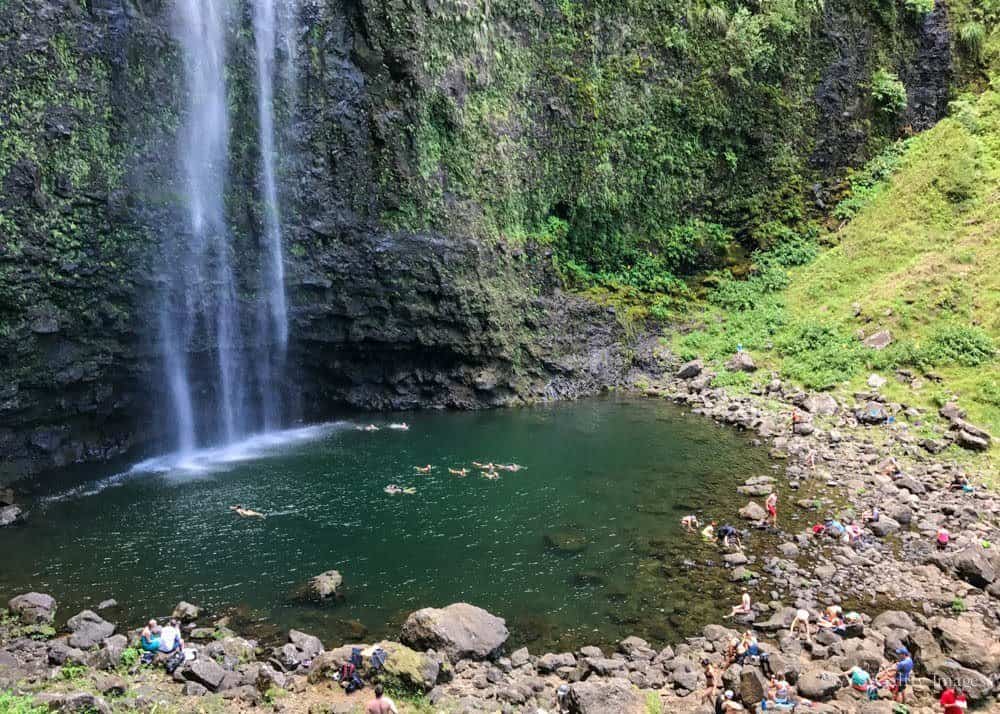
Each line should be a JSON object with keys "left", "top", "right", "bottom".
{"left": 1, "top": 398, "right": 775, "bottom": 651}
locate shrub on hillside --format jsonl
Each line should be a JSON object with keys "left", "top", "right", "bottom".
{"left": 774, "top": 323, "right": 865, "bottom": 389}
{"left": 924, "top": 324, "right": 996, "bottom": 367}
{"left": 871, "top": 69, "right": 908, "bottom": 115}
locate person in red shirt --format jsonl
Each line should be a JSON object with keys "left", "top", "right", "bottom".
{"left": 940, "top": 688, "right": 968, "bottom": 714}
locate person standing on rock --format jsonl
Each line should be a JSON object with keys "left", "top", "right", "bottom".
{"left": 940, "top": 687, "right": 968, "bottom": 714}
{"left": 365, "top": 684, "right": 398, "bottom": 714}
{"left": 765, "top": 492, "right": 778, "bottom": 527}
{"left": 701, "top": 658, "right": 719, "bottom": 706}
{"left": 879, "top": 647, "right": 913, "bottom": 705}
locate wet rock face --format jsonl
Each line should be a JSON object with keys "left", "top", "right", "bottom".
{"left": 400, "top": 603, "right": 510, "bottom": 663}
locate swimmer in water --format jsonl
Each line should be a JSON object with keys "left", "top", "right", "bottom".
{"left": 383, "top": 485, "right": 403, "bottom": 495}
{"left": 356, "top": 424, "right": 380, "bottom": 432}
{"left": 681, "top": 515, "right": 700, "bottom": 533}
{"left": 482, "top": 470, "right": 500, "bottom": 480}
{"left": 415, "top": 465, "right": 432, "bottom": 473}
{"left": 448, "top": 468, "right": 469, "bottom": 477}
{"left": 402, "top": 487, "right": 417, "bottom": 495}
{"left": 388, "top": 423, "right": 409, "bottom": 431}
{"left": 472, "top": 461, "right": 494, "bottom": 470}
{"left": 230, "top": 505, "right": 265, "bottom": 519}
{"left": 498, "top": 463, "right": 523, "bottom": 472}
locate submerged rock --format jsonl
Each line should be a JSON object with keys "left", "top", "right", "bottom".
{"left": 172, "top": 601, "right": 201, "bottom": 622}
{"left": 400, "top": 603, "right": 508, "bottom": 662}
{"left": 544, "top": 529, "right": 589, "bottom": 554}
{"left": 0, "top": 505, "right": 24, "bottom": 527}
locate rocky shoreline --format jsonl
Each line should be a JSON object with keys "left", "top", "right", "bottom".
{"left": 2, "top": 354, "right": 999, "bottom": 713}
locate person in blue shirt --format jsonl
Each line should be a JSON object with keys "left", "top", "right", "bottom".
{"left": 879, "top": 647, "right": 913, "bottom": 704}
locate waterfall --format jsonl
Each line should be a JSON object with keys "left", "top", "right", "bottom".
{"left": 252, "top": 0, "right": 293, "bottom": 430}
{"left": 160, "top": 0, "right": 295, "bottom": 452}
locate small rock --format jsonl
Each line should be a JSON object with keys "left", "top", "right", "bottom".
{"left": 172, "top": 601, "right": 201, "bottom": 622}
{"left": 867, "top": 373, "right": 887, "bottom": 389}
{"left": 862, "top": 330, "right": 892, "bottom": 350}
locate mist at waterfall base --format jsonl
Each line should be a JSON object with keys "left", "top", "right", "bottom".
{"left": 2, "top": 399, "right": 777, "bottom": 651}
{"left": 158, "top": 0, "right": 294, "bottom": 452}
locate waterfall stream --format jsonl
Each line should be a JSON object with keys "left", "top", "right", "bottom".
{"left": 159, "top": 0, "right": 294, "bottom": 453}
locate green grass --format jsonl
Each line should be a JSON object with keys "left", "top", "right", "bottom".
{"left": 0, "top": 692, "right": 46, "bottom": 714}
{"left": 668, "top": 84, "right": 1000, "bottom": 480}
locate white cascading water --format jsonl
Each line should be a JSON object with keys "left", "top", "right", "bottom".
{"left": 160, "top": 0, "right": 295, "bottom": 454}
{"left": 252, "top": 0, "right": 294, "bottom": 430}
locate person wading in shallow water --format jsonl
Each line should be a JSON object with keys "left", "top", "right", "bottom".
{"left": 365, "top": 684, "right": 398, "bottom": 714}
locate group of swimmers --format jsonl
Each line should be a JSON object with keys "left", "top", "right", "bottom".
{"left": 356, "top": 423, "right": 410, "bottom": 432}
{"left": 682, "top": 492, "right": 779, "bottom": 548}
{"left": 384, "top": 461, "right": 524, "bottom": 495}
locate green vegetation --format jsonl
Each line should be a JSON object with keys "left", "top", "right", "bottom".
{"left": 118, "top": 646, "right": 139, "bottom": 671}
{"left": 0, "top": 692, "right": 46, "bottom": 714}
{"left": 871, "top": 69, "right": 908, "bottom": 116}
{"left": 670, "top": 78, "right": 1000, "bottom": 475}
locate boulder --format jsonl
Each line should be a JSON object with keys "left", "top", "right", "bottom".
{"left": 288, "top": 630, "right": 324, "bottom": 660}
{"left": 566, "top": 678, "right": 642, "bottom": 713}
{"left": 739, "top": 501, "right": 767, "bottom": 521}
{"left": 92, "top": 673, "right": 126, "bottom": 696}
{"left": 538, "top": 652, "right": 576, "bottom": 673}
{"left": 862, "top": 330, "right": 893, "bottom": 350}
{"left": 48, "top": 641, "right": 88, "bottom": 666}
{"left": 726, "top": 352, "right": 756, "bottom": 373}
{"left": 544, "top": 529, "right": 589, "bottom": 554}
{"left": 740, "top": 668, "right": 769, "bottom": 703}
{"left": 306, "top": 644, "right": 371, "bottom": 684}
{"left": 66, "top": 611, "right": 115, "bottom": 649}
{"left": 0, "top": 488, "right": 13, "bottom": 506}
{"left": 8, "top": 592, "right": 56, "bottom": 624}
{"left": 618, "top": 636, "right": 655, "bottom": 660}
{"left": 868, "top": 515, "right": 901, "bottom": 537}
{"left": 96, "top": 599, "right": 117, "bottom": 611}
{"left": 872, "top": 611, "right": 917, "bottom": 633}
{"left": 930, "top": 614, "right": 1000, "bottom": 674}
{"left": 183, "top": 658, "right": 227, "bottom": 691}
{"left": 34, "top": 692, "right": 111, "bottom": 714}
{"left": 308, "top": 570, "right": 343, "bottom": 599}
{"left": 0, "top": 505, "right": 24, "bottom": 527}
{"left": 375, "top": 640, "right": 441, "bottom": 692}
{"left": 676, "top": 360, "right": 703, "bottom": 379}
{"left": 856, "top": 402, "right": 888, "bottom": 424}
{"left": 802, "top": 393, "right": 839, "bottom": 416}
{"left": 924, "top": 657, "right": 995, "bottom": 701}
{"left": 866, "top": 374, "right": 887, "bottom": 389}
{"left": 172, "top": 601, "right": 201, "bottom": 622}
{"left": 400, "top": 603, "right": 508, "bottom": 662}
{"left": 929, "top": 544, "right": 998, "bottom": 588}
{"left": 795, "top": 669, "right": 841, "bottom": 701}
{"left": 956, "top": 429, "right": 990, "bottom": 452}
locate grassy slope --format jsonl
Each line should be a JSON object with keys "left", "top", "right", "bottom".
{"left": 670, "top": 73, "right": 1000, "bottom": 480}
{"left": 787, "top": 86, "right": 999, "bottom": 447}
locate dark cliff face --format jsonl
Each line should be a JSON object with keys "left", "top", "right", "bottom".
{"left": 0, "top": 0, "right": 955, "bottom": 481}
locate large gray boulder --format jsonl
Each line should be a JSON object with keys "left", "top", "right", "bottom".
{"left": 931, "top": 614, "right": 1000, "bottom": 674}
{"left": 924, "top": 657, "right": 995, "bottom": 701}
{"left": 566, "top": 678, "right": 642, "bottom": 714}
{"left": 802, "top": 393, "right": 839, "bottom": 416}
{"left": 374, "top": 640, "right": 441, "bottom": 692}
{"left": 67, "top": 610, "right": 115, "bottom": 649}
{"left": 8, "top": 592, "right": 56, "bottom": 624}
{"left": 676, "top": 359, "right": 703, "bottom": 379}
{"left": 400, "top": 603, "right": 508, "bottom": 662}
{"left": 172, "top": 601, "right": 201, "bottom": 622}
{"left": 739, "top": 501, "right": 767, "bottom": 521}
{"left": 182, "top": 658, "right": 227, "bottom": 691}
{"left": 929, "top": 544, "right": 998, "bottom": 588}
{"left": 795, "top": 669, "right": 841, "bottom": 701}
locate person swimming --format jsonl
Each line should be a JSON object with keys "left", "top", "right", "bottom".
{"left": 388, "top": 423, "right": 409, "bottom": 430}
{"left": 356, "top": 424, "right": 380, "bottom": 432}
{"left": 414, "top": 465, "right": 432, "bottom": 473}
{"left": 448, "top": 468, "right": 469, "bottom": 477}
{"left": 482, "top": 470, "right": 500, "bottom": 480}
{"left": 230, "top": 505, "right": 265, "bottom": 519}
{"left": 472, "top": 461, "right": 494, "bottom": 470}
{"left": 384, "top": 485, "right": 403, "bottom": 495}
{"left": 497, "top": 463, "right": 523, "bottom": 472}
{"left": 401, "top": 487, "right": 417, "bottom": 495}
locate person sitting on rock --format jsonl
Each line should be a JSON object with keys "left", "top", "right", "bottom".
{"left": 842, "top": 665, "right": 875, "bottom": 695}
{"left": 365, "top": 684, "right": 398, "bottom": 713}
{"left": 767, "top": 675, "right": 793, "bottom": 708}
{"left": 818, "top": 605, "right": 845, "bottom": 633}
{"left": 681, "top": 515, "right": 700, "bottom": 533}
{"left": 701, "top": 521, "right": 717, "bottom": 542}
{"left": 789, "top": 608, "right": 811, "bottom": 640}
{"left": 140, "top": 619, "right": 161, "bottom": 652}
{"left": 726, "top": 590, "right": 752, "bottom": 618}
{"left": 716, "top": 689, "right": 744, "bottom": 712}
{"left": 936, "top": 527, "right": 950, "bottom": 550}
{"left": 878, "top": 456, "right": 900, "bottom": 476}
{"left": 158, "top": 618, "right": 183, "bottom": 654}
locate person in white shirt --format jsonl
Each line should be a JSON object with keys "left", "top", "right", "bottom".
{"left": 158, "top": 619, "right": 183, "bottom": 653}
